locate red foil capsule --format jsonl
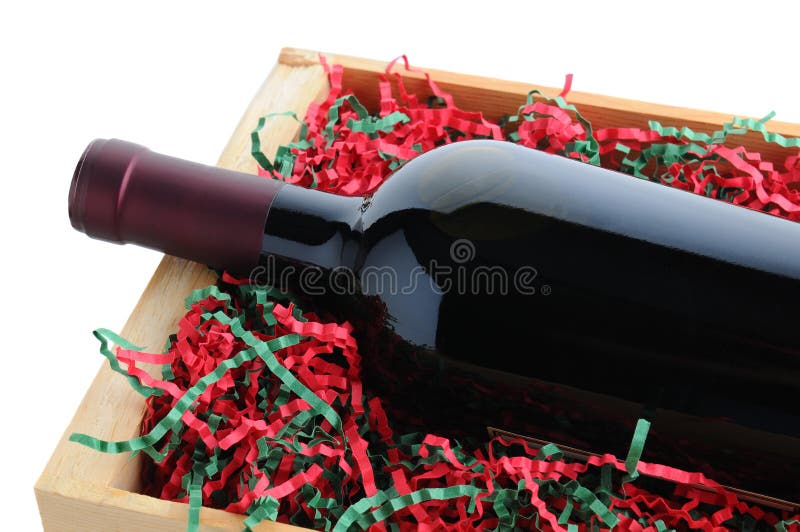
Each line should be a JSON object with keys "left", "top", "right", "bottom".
{"left": 69, "top": 138, "right": 283, "bottom": 273}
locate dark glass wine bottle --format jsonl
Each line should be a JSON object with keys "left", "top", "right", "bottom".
{"left": 69, "top": 138, "right": 800, "bottom": 503}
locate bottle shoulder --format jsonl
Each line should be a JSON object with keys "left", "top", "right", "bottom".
{"left": 361, "top": 139, "right": 800, "bottom": 280}
{"left": 362, "top": 140, "right": 536, "bottom": 225}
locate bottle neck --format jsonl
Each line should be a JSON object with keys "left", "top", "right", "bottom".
{"left": 260, "top": 184, "right": 365, "bottom": 272}
{"left": 68, "top": 139, "right": 364, "bottom": 276}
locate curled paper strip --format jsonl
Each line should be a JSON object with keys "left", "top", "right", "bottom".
{"left": 72, "top": 58, "right": 800, "bottom": 531}
{"left": 72, "top": 279, "right": 800, "bottom": 531}
{"left": 254, "top": 56, "right": 800, "bottom": 221}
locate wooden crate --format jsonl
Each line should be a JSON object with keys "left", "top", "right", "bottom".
{"left": 35, "top": 47, "right": 800, "bottom": 531}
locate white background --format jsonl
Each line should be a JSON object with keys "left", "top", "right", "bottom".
{"left": 1, "top": 0, "right": 798, "bottom": 528}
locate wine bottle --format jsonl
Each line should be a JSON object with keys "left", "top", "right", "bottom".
{"left": 69, "top": 138, "right": 800, "bottom": 503}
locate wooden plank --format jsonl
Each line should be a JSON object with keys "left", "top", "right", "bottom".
{"left": 38, "top": 480, "right": 309, "bottom": 532}
{"left": 35, "top": 56, "right": 330, "bottom": 531}
{"left": 281, "top": 47, "right": 800, "bottom": 167}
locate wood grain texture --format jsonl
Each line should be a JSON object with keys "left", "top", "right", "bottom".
{"left": 36, "top": 47, "right": 800, "bottom": 531}
{"left": 35, "top": 57, "right": 329, "bottom": 531}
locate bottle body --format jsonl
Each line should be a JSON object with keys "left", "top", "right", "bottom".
{"left": 253, "top": 140, "right": 800, "bottom": 502}
{"left": 70, "top": 139, "right": 800, "bottom": 502}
